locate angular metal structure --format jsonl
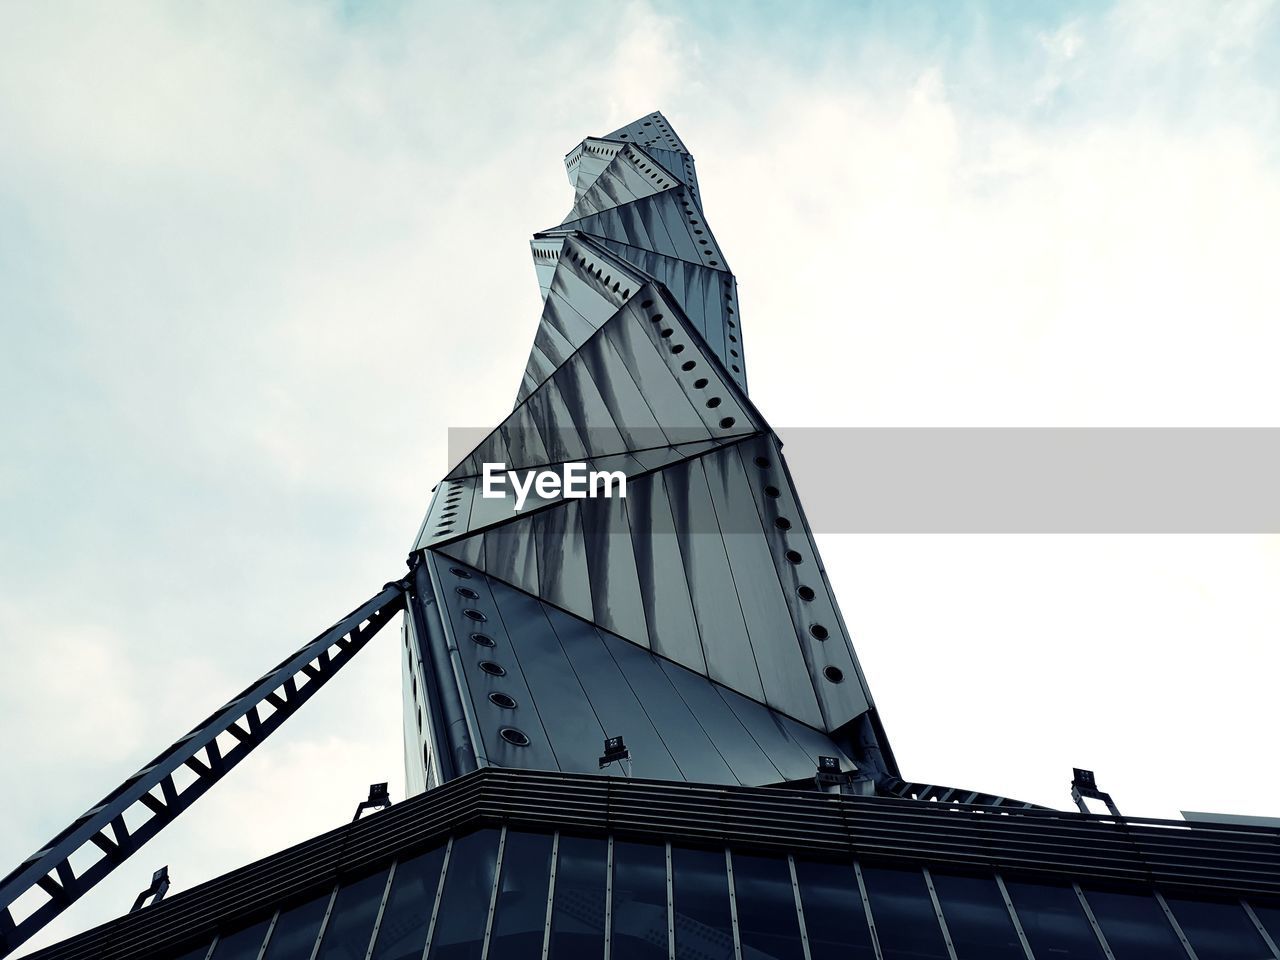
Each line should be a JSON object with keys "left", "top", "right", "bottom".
{"left": 405, "top": 110, "right": 897, "bottom": 798}
{"left": 7, "top": 112, "right": 1279, "bottom": 960}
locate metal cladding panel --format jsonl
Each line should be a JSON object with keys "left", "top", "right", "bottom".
{"left": 655, "top": 656, "right": 785, "bottom": 786}
{"left": 579, "top": 494, "right": 649, "bottom": 643}
{"left": 712, "top": 683, "right": 841, "bottom": 782}
{"left": 594, "top": 237, "right": 744, "bottom": 392}
{"left": 532, "top": 497, "right": 593, "bottom": 620}
{"left": 645, "top": 146, "right": 696, "bottom": 189}
{"left": 497, "top": 404, "right": 552, "bottom": 475}
{"left": 481, "top": 521, "right": 539, "bottom": 596}
{"left": 701, "top": 443, "right": 825, "bottom": 729}
{"left": 564, "top": 139, "right": 622, "bottom": 197}
{"left": 623, "top": 469, "right": 706, "bottom": 673}
{"left": 561, "top": 192, "right": 722, "bottom": 271}
{"left": 564, "top": 145, "right": 679, "bottom": 222}
{"left": 484, "top": 576, "right": 606, "bottom": 774}
{"left": 552, "top": 342, "right": 627, "bottom": 458}
{"left": 663, "top": 455, "right": 766, "bottom": 704}
{"left": 594, "top": 630, "right": 739, "bottom": 785}
{"left": 428, "top": 555, "right": 556, "bottom": 773}
{"left": 603, "top": 111, "right": 689, "bottom": 153}
{"left": 735, "top": 435, "right": 874, "bottom": 729}
{"left": 517, "top": 238, "right": 648, "bottom": 403}
{"left": 597, "top": 301, "right": 710, "bottom": 443}
{"left": 530, "top": 236, "right": 565, "bottom": 301}
{"left": 523, "top": 379, "right": 588, "bottom": 465}
{"left": 538, "top": 606, "right": 685, "bottom": 781}
{"left": 442, "top": 528, "right": 484, "bottom": 576}
{"left": 575, "top": 331, "right": 665, "bottom": 453}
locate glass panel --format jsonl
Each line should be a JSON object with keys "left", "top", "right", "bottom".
{"left": 730, "top": 853, "right": 805, "bottom": 960}
{"left": 263, "top": 892, "right": 333, "bottom": 960}
{"left": 489, "top": 831, "right": 555, "bottom": 960}
{"left": 371, "top": 846, "right": 449, "bottom": 960}
{"left": 1005, "top": 881, "right": 1106, "bottom": 960}
{"left": 1083, "top": 888, "right": 1186, "bottom": 959}
{"left": 548, "top": 835, "right": 608, "bottom": 960}
{"left": 671, "top": 846, "right": 734, "bottom": 960}
{"left": 931, "top": 872, "right": 1024, "bottom": 960}
{"left": 1166, "top": 897, "right": 1271, "bottom": 960}
{"left": 860, "top": 865, "right": 949, "bottom": 960}
{"left": 428, "top": 830, "right": 501, "bottom": 960}
{"left": 170, "top": 943, "right": 213, "bottom": 960}
{"left": 793, "top": 859, "right": 875, "bottom": 960}
{"left": 316, "top": 869, "right": 391, "bottom": 960}
{"left": 1252, "top": 902, "right": 1280, "bottom": 944}
{"left": 210, "top": 918, "right": 272, "bottom": 960}
{"left": 611, "top": 841, "right": 669, "bottom": 960}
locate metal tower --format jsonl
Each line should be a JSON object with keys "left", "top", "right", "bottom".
{"left": 6, "top": 113, "right": 1278, "bottom": 960}
{"left": 401, "top": 109, "right": 896, "bottom": 796}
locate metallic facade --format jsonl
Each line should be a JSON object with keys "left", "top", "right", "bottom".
{"left": 404, "top": 111, "right": 900, "bottom": 798}
{"left": 6, "top": 113, "right": 1276, "bottom": 959}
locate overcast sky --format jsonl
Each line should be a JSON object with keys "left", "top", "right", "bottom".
{"left": 3, "top": 0, "right": 1280, "bottom": 953}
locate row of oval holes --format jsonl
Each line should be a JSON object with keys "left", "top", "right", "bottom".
{"left": 616, "top": 115, "right": 679, "bottom": 151}
{"left": 449, "top": 566, "right": 531, "bottom": 747}
{"left": 756, "top": 454, "right": 838, "bottom": 665}
{"left": 435, "top": 482, "right": 465, "bottom": 537}
{"left": 627, "top": 149, "right": 669, "bottom": 189}
{"left": 681, "top": 193, "right": 719, "bottom": 268}
{"left": 641, "top": 298, "right": 737, "bottom": 431}
{"left": 571, "top": 252, "right": 630, "bottom": 299}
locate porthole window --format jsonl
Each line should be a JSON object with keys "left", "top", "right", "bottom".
{"left": 774, "top": 517, "right": 792, "bottom": 530}
{"left": 672, "top": 344, "right": 685, "bottom": 354}
{"left": 471, "top": 632, "right": 496, "bottom": 647}
{"left": 499, "top": 727, "right": 530, "bottom": 746}
{"left": 650, "top": 313, "right": 664, "bottom": 323}
{"left": 681, "top": 361, "right": 697, "bottom": 372}
{"left": 489, "top": 692, "right": 518, "bottom": 709}
{"left": 785, "top": 549, "right": 803, "bottom": 565}
{"left": 823, "top": 666, "right": 844, "bottom": 683}
{"left": 450, "top": 567, "right": 472, "bottom": 579}
{"left": 660, "top": 328, "right": 674, "bottom": 338}
{"left": 754, "top": 456, "right": 770, "bottom": 468}
{"left": 764, "top": 486, "right": 781, "bottom": 499}
{"left": 463, "top": 609, "right": 487, "bottom": 622}
{"left": 479, "top": 660, "right": 506, "bottom": 677}
{"left": 706, "top": 397, "right": 722, "bottom": 409}
{"left": 456, "top": 586, "right": 479, "bottom": 600}
{"left": 797, "top": 586, "right": 816, "bottom": 602}
{"left": 810, "top": 624, "right": 829, "bottom": 641}
{"left": 641, "top": 299, "right": 653, "bottom": 308}
{"left": 720, "top": 417, "right": 736, "bottom": 429}
{"left": 693, "top": 378, "right": 708, "bottom": 389}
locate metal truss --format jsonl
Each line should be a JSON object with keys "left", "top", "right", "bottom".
{"left": 878, "top": 775, "right": 1049, "bottom": 810}
{"left": 0, "top": 583, "right": 406, "bottom": 958}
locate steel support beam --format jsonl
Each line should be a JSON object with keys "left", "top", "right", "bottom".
{"left": 0, "top": 583, "right": 406, "bottom": 958}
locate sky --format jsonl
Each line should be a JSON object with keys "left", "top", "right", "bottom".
{"left": 2, "top": 0, "right": 1280, "bottom": 952}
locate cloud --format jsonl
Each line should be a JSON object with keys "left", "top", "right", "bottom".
{"left": 2, "top": 0, "right": 1279, "bottom": 953}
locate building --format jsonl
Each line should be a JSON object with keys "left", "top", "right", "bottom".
{"left": 6, "top": 113, "right": 1280, "bottom": 960}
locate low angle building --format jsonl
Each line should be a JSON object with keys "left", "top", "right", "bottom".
{"left": 4, "top": 113, "right": 1278, "bottom": 960}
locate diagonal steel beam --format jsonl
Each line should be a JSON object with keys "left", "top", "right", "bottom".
{"left": 0, "top": 582, "right": 406, "bottom": 958}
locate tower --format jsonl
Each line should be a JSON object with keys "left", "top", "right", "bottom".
{"left": 6, "top": 113, "right": 1280, "bottom": 960}
{"left": 401, "top": 110, "right": 896, "bottom": 798}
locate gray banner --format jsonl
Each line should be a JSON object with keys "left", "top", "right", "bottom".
{"left": 446, "top": 427, "right": 1280, "bottom": 533}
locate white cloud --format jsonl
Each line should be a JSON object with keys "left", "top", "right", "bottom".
{"left": 2, "top": 0, "right": 1279, "bottom": 953}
